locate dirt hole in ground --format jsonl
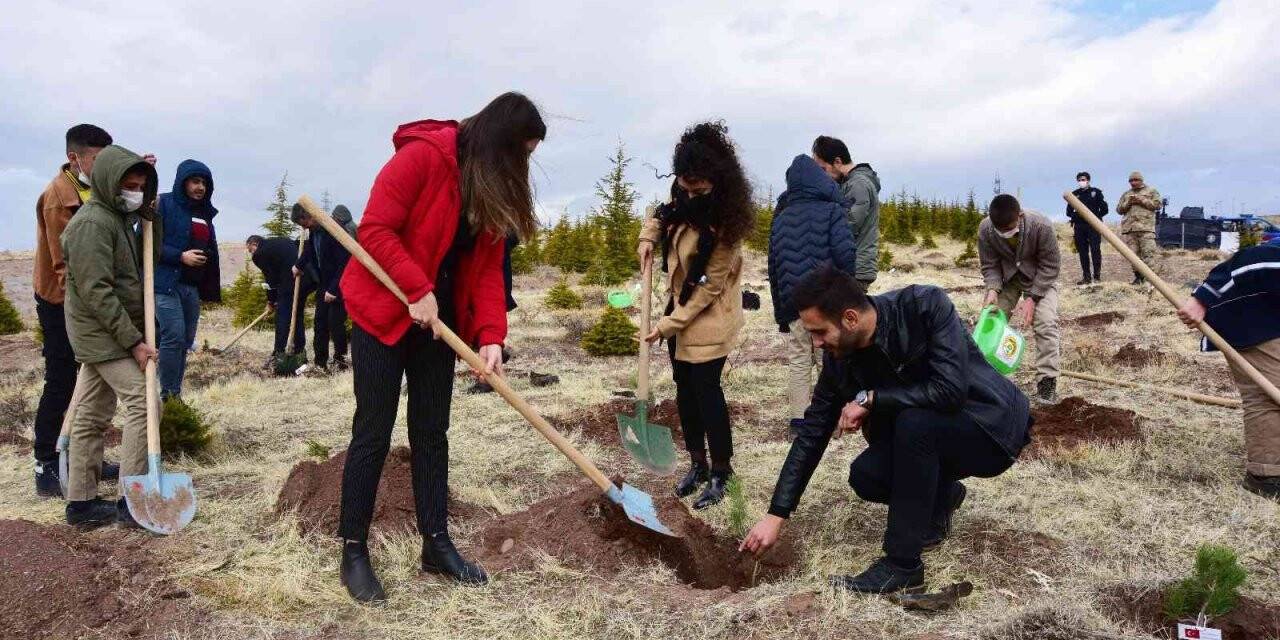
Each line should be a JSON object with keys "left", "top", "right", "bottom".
{"left": 276, "top": 446, "right": 488, "bottom": 537}
{"left": 951, "top": 517, "right": 1068, "bottom": 593}
{"left": 551, "top": 399, "right": 766, "bottom": 448}
{"left": 1099, "top": 584, "right": 1280, "bottom": 640}
{"left": 1113, "top": 342, "right": 1170, "bottom": 368}
{"left": 184, "top": 349, "right": 267, "bottom": 390}
{"left": 1024, "top": 396, "right": 1141, "bottom": 458}
{"left": 474, "top": 480, "right": 799, "bottom": 590}
{"left": 1068, "top": 311, "right": 1125, "bottom": 328}
{"left": 0, "top": 519, "right": 204, "bottom": 639}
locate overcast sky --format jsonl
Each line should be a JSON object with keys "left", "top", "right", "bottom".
{"left": 2, "top": 0, "right": 1277, "bottom": 251}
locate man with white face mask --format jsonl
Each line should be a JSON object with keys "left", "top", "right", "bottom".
{"left": 60, "top": 144, "right": 159, "bottom": 529}
{"left": 978, "top": 194, "right": 1062, "bottom": 402}
{"left": 1066, "top": 171, "right": 1107, "bottom": 284}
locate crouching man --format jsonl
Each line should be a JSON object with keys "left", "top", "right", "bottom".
{"left": 60, "top": 145, "right": 158, "bottom": 528}
{"left": 741, "top": 265, "right": 1030, "bottom": 593}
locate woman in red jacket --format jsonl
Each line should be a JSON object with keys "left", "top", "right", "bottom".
{"left": 337, "top": 93, "right": 544, "bottom": 602}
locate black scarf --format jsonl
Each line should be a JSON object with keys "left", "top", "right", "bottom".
{"left": 656, "top": 188, "right": 718, "bottom": 306}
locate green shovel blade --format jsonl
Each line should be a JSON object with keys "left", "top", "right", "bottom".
{"left": 616, "top": 401, "right": 678, "bottom": 475}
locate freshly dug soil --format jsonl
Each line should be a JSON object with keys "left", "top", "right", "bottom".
{"left": 1101, "top": 584, "right": 1280, "bottom": 640}
{"left": 0, "top": 519, "right": 203, "bottom": 640}
{"left": 276, "top": 446, "right": 488, "bottom": 537}
{"left": 952, "top": 518, "right": 1067, "bottom": 592}
{"left": 1069, "top": 311, "right": 1125, "bottom": 328}
{"left": 551, "top": 398, "right": 763, "bottom": 450}
{"left": 475, "top": 480, "right": 798, "bottom": 590}
{"left": 0, "top": 430, "right": 29, "bottom": 447}
{"left": 1024, "top": 396, "right": 1140, "bottom": 458}
{"left": 1113, "top": 342, "right": 1168, "bottom": 368}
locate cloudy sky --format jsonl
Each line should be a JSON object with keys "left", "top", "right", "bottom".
{"left": 2, "top": 0, "right": 1277, "bottom": 250}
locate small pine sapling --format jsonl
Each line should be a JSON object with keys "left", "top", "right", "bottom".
{"left": 0, "top": 282, "right": 24, "bottom": 335}
{"left": 545, "top": 279, "right": 584, "bottom": 310}
{"left": 1163, "top": 544, "right": 1248, "bottom": 621}
{"left": 159, "top": 396, "right": 214, "bottom": 460}
{"left": 954, "top": 241, "right": 977, "bottom": 267}
{"left": 580, "top": 306, "right": 638, "bottom": 356}
{"left": 877, "top": 247, "right": 894, "bottom": 272}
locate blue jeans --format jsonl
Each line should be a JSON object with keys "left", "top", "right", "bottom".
{"left": 156, "top": 283, "right": 201, "bottom": 397}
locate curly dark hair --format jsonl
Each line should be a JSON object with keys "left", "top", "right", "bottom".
{"left": 671, "top": 121, "right": 754, "bottom": 246}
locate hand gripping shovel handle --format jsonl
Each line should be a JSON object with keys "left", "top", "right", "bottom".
{"left": 215, "top": 308, "right": 270, "bottom": 353}
{"left": 298, "top": 196, "right": 616, "bottom": 494}
{"left": 1064, "top": 191, "right": 1280, "bottom": 406}
{"left": 283, "top": 235, "right": 307, "bottom": 354}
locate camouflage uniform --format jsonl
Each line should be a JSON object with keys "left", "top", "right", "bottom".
{"left": 1116, "top": 171, "right": 1161, "bottom": 280}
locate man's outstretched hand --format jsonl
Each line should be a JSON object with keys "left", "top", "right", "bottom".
{"left": 740, "top": 515, "right": 784, "bottom": 555}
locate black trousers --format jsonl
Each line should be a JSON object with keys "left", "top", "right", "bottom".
{"left": 313, "top": 295, "right": 349, "bottom": 367}
{"left": 848, "top": 407, "right": 1014, "bottom": 566}
{"left": 273, "top": 278, "right": 313, "bottom": 355}
{"left": 668, "top": 338, "right": 733, "bottom": 470}
{"left": 33, "top": 295, "right": 77, "bottom": 464}
{"left": 1072, "top": 222, "right": 1102, "bottom": 280}
{"left": 339, "top": 325, "right": 455, "bottom": 540}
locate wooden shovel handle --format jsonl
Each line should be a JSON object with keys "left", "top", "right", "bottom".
{"left": 283, "top": 234, "right": 307, "bottom": 354}
{"left": 1060, "top": 369, "right": 1241, "bottom": 408}
{"left": 143, "top": 219, "right": 161, "bottom": 458}
{"left": 297, "top": 195, "right": 615, "bottom": 493}
{"left": 637, "top": 261, "right": 652, "bottom": 401}
{"left": 58, "top": 364, "right": 87, "bottom": 440}
{"left": 218, "top": 309, "right": 271, "bottom": 352}
{"left": 1063, "top": 192, "right": 1280, "bottom": 407}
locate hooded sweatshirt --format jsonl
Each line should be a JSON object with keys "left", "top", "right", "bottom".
{"left": 60, "top": 145, "right": 158, "bottom": 364}
{"left": 838, "top": 163, "right": 881, "bottom": 282}
{"left": 768, "top": 155, "right": 858, "bottom": 328}
{"left": 155, "top": 159, "right": 221, "bottom": 301}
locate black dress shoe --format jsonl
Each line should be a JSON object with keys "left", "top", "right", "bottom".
{"left": 829, "top": 557, "right": 925, "bottom": 594}
{"left": 1036, "top": 377, "right": 1058, "bottom": 403}
{"left": 101, "top": 461, "right": 120, "bottom": 481}
{"left": 422, "top": 532, "right": 488, "bottom": 586}
{"left": 1131, "top": 273, "right": 1145, "bottom": 286}
{"left": 333, "top": 355, "right": 350, "bottom": 372}
{"left": 693, "top": 471, "right": 730, "bottom": 510}
{"left": 340, "top": 541, "right": 388, "bottom": 603}
{"left": 923, "top": 483, "right": 967, "bottom": 551}
{"left": 116, "top": 498, "right": 142, "bottom": 529}
{"left": 66, "top": 498, "right": 119, "bottom": 530}
{"left": 1075, "top": 277, "right": 1091, "bottom": 286}
{"left": 1244, "top": 473, "right": 1280, "bottom": 500}
{"left": 674, "top": 461, "right": 709, "bottom": 498}
{"left": 35, "top": 460, "right": 61, "bottom": 498}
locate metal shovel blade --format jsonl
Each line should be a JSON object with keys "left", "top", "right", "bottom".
{"left": 605, "top": 481, "right": 677, "bottom": 537}
{"left": 616, "top": 401, "right": 678, "bottom": 475}
{"left": 123, "top": 454, "right": 196, "bottom": 535}
{"left": 56, "top": 435, "right": 70, "bottom": 498}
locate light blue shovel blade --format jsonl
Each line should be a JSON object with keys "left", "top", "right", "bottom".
{"left": 123, "top": 453, "right": 196, "bottom": 535}
{"left": 605, "top": 482, "right": 677, "bottom": 537}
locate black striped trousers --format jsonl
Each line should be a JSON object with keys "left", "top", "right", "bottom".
{"left": 339, "top": 324, "right": 456, "bottom": 540}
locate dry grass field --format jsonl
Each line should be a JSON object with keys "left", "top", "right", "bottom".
{"left": 1, "top": 230, "right": 1276, "bottom": 640}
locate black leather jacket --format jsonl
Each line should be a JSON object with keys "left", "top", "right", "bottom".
{"left": 767, "top": 285, "right": 1031, "bottom": 518}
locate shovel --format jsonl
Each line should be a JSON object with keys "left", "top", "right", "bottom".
{"left": 299, "top": 195, "right": 678, "bottom": 537}
{"left": 273, "top": 233, "right": 308, "bottom": 375}
{"left": 615, "top": 262, "right": 677, "bottom": 475}
{"left": 55, "top": 364, "right": 88, "bottom": 498}
{"left": 1064, "top": 191, "right": 1280, "bottom": 407}
{"left": 206, "top": 308, "right": 270, "bottom": 355}
{"left": 122, "top": 218, "right": 197, "bottom": 535}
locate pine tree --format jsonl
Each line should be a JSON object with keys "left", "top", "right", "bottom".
{"left": 580, "top": 306, "right": 638, "bottom": 356}
{"left": 231, "top": 268, "right": 271, "bottom": 329}
{"left": 919, "top": 226, "right": 938, "bottom": 249}
{"left": 0, "top": 281, "right": 23, "bottom": 335}
{"left": 589, "top": 141, "right": 641, "bottom": 285}
{"left": 510, "top": 230, "right": 542, "bottom": 275}
{"left": 954, "top": 241, "right": 977, "bottom": 267}
{"left": 747, "top": 189, "right": 774, "bottom": 253}
{"left": 262, "top": 172, "right": 297, "bottom": 238}
{"left": 159, "top": 396, "right": 214, "bottom": 460}
{"left": 1164, "top": 544, "right": 1248, "bottom": 620}
{"left": 565, "top": 221, "right": 597, "bottom": 273}
{"left": 877, "top": 247, "right": 894, "bottom": 272}
{"left": 545, "top": 278, "right": 583, "bottom": 309}
{"left": 543, "top": 217, "right": 572, "bottom": 271}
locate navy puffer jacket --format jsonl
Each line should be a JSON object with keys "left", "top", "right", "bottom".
{"left": 768, "top": 155, "right": 858, "bottom": 328}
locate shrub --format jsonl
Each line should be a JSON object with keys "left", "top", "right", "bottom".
{"left": 580, "top": 306, "right": 638, "bottom": 356}
{"left": 159, "top": 396, "right": 214, "bottom": 460}
{"left": 919, "top": 229, "right": 938, "bottom": 249}
{"left": 877, "top": 247, "right": 894, "bottom": 272}
{"left": 230, "top": 269, "right": 272, "bottom": 329}
{"left": 545, "top": 279, "right": 583, "bottom": 310}
{"left": 954, "top": 241, "right": 977, "bottom": 267}
{"left": 0, "top": 282, "right": 23, "bottom": 335}
{"left": 1163, "top": 544, "right": 1247, "bottom": 620}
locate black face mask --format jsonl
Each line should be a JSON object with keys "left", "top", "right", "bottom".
{"left": 657, "top": 180, "right": 719, "bottom": 306}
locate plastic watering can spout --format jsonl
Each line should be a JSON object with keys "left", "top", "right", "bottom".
{"left": 972, "top": 306, "right": 1025, "bottom": 375}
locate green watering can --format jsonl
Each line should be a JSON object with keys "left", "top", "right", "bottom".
{"left": 973, "top": 306, "right": 1025, "bottom": 375}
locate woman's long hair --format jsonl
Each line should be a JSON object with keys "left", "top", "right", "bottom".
{"left": 458, "top": 92, "right": 546, "bottom": 242}
{"left": 671, "top": 121, "right": 754, "bottom": 246}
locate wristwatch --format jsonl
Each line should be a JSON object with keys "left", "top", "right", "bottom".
{"left": 855, "top": 390, "right": 873, "bottom": 408}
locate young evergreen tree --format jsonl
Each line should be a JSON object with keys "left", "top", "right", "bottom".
{"left": 1164, "top": 544, "right": 1248, "bottom": 620}
{"left": 747, "top": 189, "right": 774, "bottom": 253}
{"left": 545, "top": 278, "right": 584, "bottom": 309}
{"left": 954, "top": 240, "right": 977, "bottom": 267}
{"left": 231, "top": 268, "right": 271, "bottom": 329}
{"left": 262, "top": 172, "right": 297, "bottom": 238}
{"left": 580, "top": 305, "right": 638, "bottom": 356}
{"left": 877, "top": 247, "right": 894, "bottom": 272}
{"left": 0, "top": 282, "right": 24, "bottom": 335}
{"left": 589, "top": 141, "right": 641, "bottom": 285}
{"left": 565, "top": 221, "right": 598, "bottom": 273}
{"left": 159, "top": 396, "right": 214, "bottom": 460}
{"left": 510, "top": 230, "right": 542, "bottom": 275}
{"left": 543, "top": 217, "right": 572, "bottom": 271}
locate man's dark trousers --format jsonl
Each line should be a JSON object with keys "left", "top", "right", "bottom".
{"left": 313, "top": 295, "right": 349, "bottom": 368}
{"left": 1073, "top": 222, "right": 1103, "bottom": 280}
{"left": 33, "top": 294, "right": 77, "bottom": 464}
{"left": 847, "top": 407, "right": 1015, "bottom": 566}
{"left": 274, "top": 278, "right": 314, "bottom": 355}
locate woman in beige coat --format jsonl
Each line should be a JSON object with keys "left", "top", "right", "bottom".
{"left": 637, "top": 122, "right": 754, "bottom": 509}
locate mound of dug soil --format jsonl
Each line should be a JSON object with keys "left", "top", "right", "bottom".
{"left": 475, "top": 481, "right": 798, "bottom": 590}
{"left": 1068, "top": 311, "right": 1124, "bottom": 328}
{"left": 276, "top": 447, "right": 487, "bottom": 537}
{"left": 1113, "top": 342, "right": 1169, "bottom": 368}
{"left": 0, "top": 519, "right": 202, "bottom": 639}
{"left": 1101, "top": 584, "right": 1280, "bottom": 640}
{"left": 1024, "top": 397, "right": 1140, "bottom": 458}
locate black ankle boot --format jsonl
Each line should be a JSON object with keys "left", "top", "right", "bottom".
{"left": 693, "top": 470, "right": 731, "bottom": 510}
{"left": 340, "top": 540, "right": 387, "bottom": 603}
{"left": 674, "top": 461, "right": 709, "bottom": 498}
{"left": 829, "top": 557, "right": 925, "bottom": 594}
{"left": 422, "top": 532, "right": 488, "bottom": 586}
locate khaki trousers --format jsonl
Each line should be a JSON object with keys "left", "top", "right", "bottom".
{"left": 1121, "top": 231, "right": 1159, "bottom": 275}
{"left": 996, "top": 281, "right": 1061, "bottom": 380}
{"left": 67, "top": 357, "right": 149, "bottom": 501}
{"left": 1227, "top": 338, "right": 1280, "bottom": 477}
{"left": 787, "top": 318, "right": 822, "bottom": 420}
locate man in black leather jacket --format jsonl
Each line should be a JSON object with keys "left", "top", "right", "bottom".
{"left": 741, "top": 265, "right": 1031, "bottom": 594}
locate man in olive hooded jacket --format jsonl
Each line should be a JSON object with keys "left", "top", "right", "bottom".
{"left": 60, "top": 144, "right": 159, "bottom": 529}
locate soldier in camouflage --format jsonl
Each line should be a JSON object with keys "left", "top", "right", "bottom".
{"left": 1116, "top": 170, "right": 1161, "bottom": 285}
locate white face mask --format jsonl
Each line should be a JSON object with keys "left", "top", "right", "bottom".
{"left": 996, "top": 225, "right": 1020, "bottom": 239}
{"left": 1077, "top": 180, "right": 1089, "bottom": 189}
{"left": 117, "top": 189, "right": 144, "bottom": 212}
{"left": 74, "top": 160, "right": 90, "bottom": 185}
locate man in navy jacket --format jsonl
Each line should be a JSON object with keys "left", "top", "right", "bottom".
{"left": 1178, "top": 244, "right": 1280, "bottom": 499}
{"left": 291, "top": 204, "right": 353, "bottom": 371}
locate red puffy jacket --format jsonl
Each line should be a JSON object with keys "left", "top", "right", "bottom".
{"left": 341, "top": 120, "right": 507, "bottom": 348}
